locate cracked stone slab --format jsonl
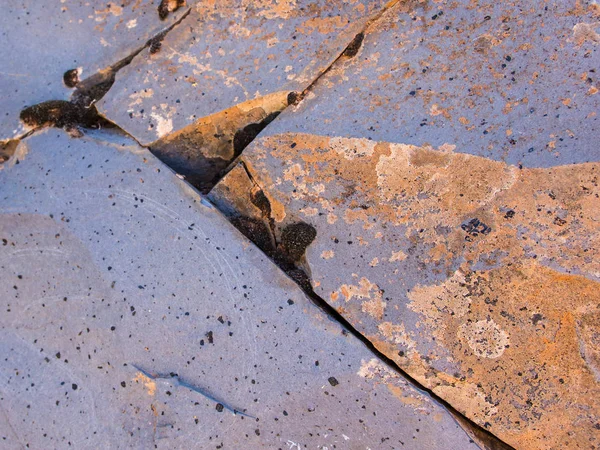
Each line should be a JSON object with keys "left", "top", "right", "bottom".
{"left": 0, "top": 130, "right": 477, "bottom": 449}
{"left": 209, "top": 1, "right": 600, "bottom": 448}
{"left": 97, "top": 0, "right": 388, "bottom": 146}
{"left": 255, "top": 0, "right": 600, "bottom": 168}
{"left": 0, "top": 0, "right": 189, "bottom": 141}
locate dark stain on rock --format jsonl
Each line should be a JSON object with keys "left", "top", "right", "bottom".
{"left": 342, "top": 32, "right": 364, "bottom": 58}
{"left": 233, "top": 112, "right": 280, "bottom": 158}
{"left": 328, "top": 376, "right": 339, "bottom": 387}
{"left": 287, "top": 91, "right": 299, "bottom": 106}
{"left": 19, "top": 100, "right": 108, "bottom": 133}
{"left": 461, "top": 218, "right": 492, "bottom": 240}
{"left": 158, "top": 0, "right": 170, "bottom": 20}
{"left": 281, "top": 222, "right": 317, "bottom": 262}
{"left": 158, "top": 0, "right": 186, "bottom": 20}
{"left": 63, "top": 69, "right": 79, "bottom": 88}
{"left": 148, "top": 30, "right": 168, "bottom": 55}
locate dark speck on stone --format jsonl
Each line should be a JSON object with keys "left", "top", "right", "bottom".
{"left": 215, "top": 403, "right": 224, "bottom": 412}
{"left": 328, "top": 377, "right": 339, "bottom": 387}
{"left": 72, "top": 383, "right": 78, "bottom": 390}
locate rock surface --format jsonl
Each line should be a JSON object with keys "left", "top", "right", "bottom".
{"left": 0, "top": 130, "right": 477, "bottom": 449}
{"left": 0, "top": 0, "right": 188, "bottom": 141}
{"left": 209, "top": 0, "right": 600, "bottom": 448}
{"left": 97, "top": 0, "right": 388, "bottom": 146}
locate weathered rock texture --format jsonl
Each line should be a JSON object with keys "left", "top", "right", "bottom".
{"left": 210, "top": 0, "right": 600, "bottom": 448}
{"left": 98, "top": 0, "right": 389, "bottom": 143}
{"left": 0, "top": 0, "right": 188, "bottom": 140}
{"left": 0, "top": 130, "right": 477, "bottom": 449}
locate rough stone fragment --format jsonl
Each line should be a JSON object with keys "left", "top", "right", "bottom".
{"left": 209, "top": 1, "right": 600, "bottom": 447}
{"left": 0, "top": 129, "right": 476, "bottom": 449}
{"left": 97, "top": 0, "right": 388, "bottom": 146}
{"left": 0, "top": 1, "right": 189, "bottom": 140}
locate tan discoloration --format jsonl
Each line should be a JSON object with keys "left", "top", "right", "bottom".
{"left": 133, "top": 372, "right": 156, "bottom": 396}
{"left": 149, "top": 92, "right": 288, "bottom": 190}
{"left": 457, "top": 319, "right": 510, "bottom": 359}
{"left": 573, "top": 22, "right": 600, "bottom": 45}
{"left": 357, "top": 358, "right": 432, "bottom": 414}
{"left": 232, "top": 133, "right": 600, "bottom": 449}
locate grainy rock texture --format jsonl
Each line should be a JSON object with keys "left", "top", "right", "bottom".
{"left": 0, "top": 130, "right": 477, "bottom": 449}
{"left": 97, "top": 0, "right": 388, "bottom": 146}
{"left": 210, "top": 0, "right": 600, "bottom": 448}
{"left": 0, "top": 0, "right": 189, "bottom": 140}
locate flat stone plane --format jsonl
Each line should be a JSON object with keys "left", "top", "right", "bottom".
{"left": 97, "top": 0, "right": 388, "bottom": 146}
{"left": 0, "top": 0, "right": 189, "bottom": 141}
{"left": 0, "top": 129, "right": 476, "bottom": 449}
{"left": 209, "top": 1, "right": 600, "bottom": 448}
{"left": 259, "top": 0, "right": 600, "bottom": 168}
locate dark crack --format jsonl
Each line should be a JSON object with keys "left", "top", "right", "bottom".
{"left": 209, "top": 161, "right": 515, "bottom": 450}
{"left": 132, "top": 364, "right": 254, "bottom": 418}
{"left": 15, "top": 8, "right": 192, "bottom": 141}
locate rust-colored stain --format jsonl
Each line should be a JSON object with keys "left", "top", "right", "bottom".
{"left": 227, "top": 132, "right": 600, "bottom": 449}
{"left": 133, "top": 372, "right": 157, "bottom": 397}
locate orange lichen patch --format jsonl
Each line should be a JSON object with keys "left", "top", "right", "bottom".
{"left": 337, "top": 277, "right": 382, "bottom": 302}
{"left": 572, "top": 22, "right": 600, "bottom": 45}
{"left": 245, "top": 133, "right": 599, "bottom": 280}
{"left": 361, "top": 296, "right": 386, "bottom": 320}
{"left": 408, "top": 262, "right": 600, "bottom": 449}
{"left": 320, "top": 250, "right": 335, "bottom": 260}
{"left": 133, "top": 372, "right": 156, "bottom": 396}
{"left": 237, "top": 133, "right": 600, "bottom": 449}
{"left": 388, "top": 250, "right": 407, "bottom": 262}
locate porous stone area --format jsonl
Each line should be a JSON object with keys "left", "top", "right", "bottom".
{"left": 2, "top": 1, "right": 599, "bottom": 449}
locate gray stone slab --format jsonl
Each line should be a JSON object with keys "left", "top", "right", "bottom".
{"left": 0, "top": 1, "right": 189, "bottom": 140}
{"left": 97, "top": 0, "right": 388, "bottom": 146}
{"left": 209, "top": 1, "right": 600, "bottom": 448}
{"left": 258, "top": 0, "right": 600, "bottom": 168}
{"left": 0, "top": 129, "right": 477, "bottom": 449}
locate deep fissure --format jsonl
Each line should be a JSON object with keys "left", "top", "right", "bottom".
{"left": 211, "top": 163, "right": 514, "bottom": 450}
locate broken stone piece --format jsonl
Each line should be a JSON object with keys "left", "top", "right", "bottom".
{"left": 97, "top": 0, "right": 388, "bottom": 146}
{"left": 258, "top": 0, "right": 600, "bottom": 167}
{"left": 0, "top": 129, "right": 477, "bottom": 449}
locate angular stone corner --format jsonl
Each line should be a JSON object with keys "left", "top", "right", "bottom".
{"left": 0, "top": 129, "right": 477, "bottom": 449}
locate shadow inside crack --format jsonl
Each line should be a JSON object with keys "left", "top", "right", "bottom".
{"left": 148, "top": 92, "right": 294, "bottom": 193}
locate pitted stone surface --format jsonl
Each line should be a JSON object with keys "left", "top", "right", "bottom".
{"left": 0, "top": 0, "right": 189, "bottom": 140}
{"left": 210, "top": 1, "right": 600, "bottom": 448}
{"left": 0, "top": 130, "right": 477, "bottom": 449}
{"left": 97, "top": 0, "right": 387, "bottom": 145}
{"left": 257, "top": 0, "right": 600, "bottom": 168}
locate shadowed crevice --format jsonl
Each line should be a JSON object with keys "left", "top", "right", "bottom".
{"left": 208, "top": 161, "right": 515, "bottom": 450}
{"left": 16, "top": 8, "right": 192, "bottom": 140}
